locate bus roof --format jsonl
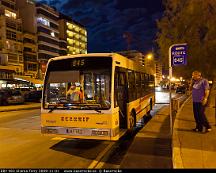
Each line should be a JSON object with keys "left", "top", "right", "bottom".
{"left": 47, "top": 53, "right": 155, "bottom": 75}
{"left": 49, "top": 53, "right": 117, "bottom": 62}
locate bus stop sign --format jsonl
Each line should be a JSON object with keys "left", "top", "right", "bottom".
{"left": 171, "top": 44, "right": 187, "bottom": 66}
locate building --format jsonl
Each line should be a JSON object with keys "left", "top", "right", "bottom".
{"left": 36, "top": 3, "right": 60, "bottom": 60}
{"left": 117, "top": 50, "right": 145, "bottom": 66}
{"left": 16, "top": 0, "right": 38, "bottom": 78}
{"left": 0, "top": 0, "right": 23, "bottom": 80}
{"left": 23, "top": 32, "right": 38, "bottom": 78}
{"left": 155, "top": 59, "right": 162, "bottom": 86}
{"left": 59, "top": 13, "right": 87, "bottom": 55}
{"left": 36, "top": 3, "right": 60, "bottom": 78}
{"left": 1, "top": 0, "right": 88, "bottom": 83}
{"left": 17, "top": 0, "right": 61, "bottom": 78}
{"left": 118, "top": 50, "right": 156, "bottom": 74}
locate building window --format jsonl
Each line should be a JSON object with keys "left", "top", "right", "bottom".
{"left": 38, "top": 36, "right": 59, "bottom": 45}
{"left": 67, "top": 30, "right": 74, "bottom": 38}
{"left": 27, "top": 0, "right": 35, "bottom": 4}
{"left": 8, "top": 54, "right": 18, "bottom": 63}
{"left": 37, "top": 17, "right": 50, "bottom": 27}
{"left": 5, "top": 9, "right": 16, "bottom": 19}
{"left": 27, "top": 63, "right": 37, "bottom": 71}
{"left": 6, "top": 20, "right": 16, "bottom": 30}
{"left": 36, "top": 8, "right": 58, "bottom": 21}
{"left": 6, "top": 30, "right": 16, "bottom": 41}
{"left": 1, "top": 1, "right": 15, "bottom": 10}
{"left": 50, "top": 31, "right": 55, "bottom": 37}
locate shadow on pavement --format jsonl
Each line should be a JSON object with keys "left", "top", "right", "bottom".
{"left": 50, "top": 139, "right": 109, "bottom": 160}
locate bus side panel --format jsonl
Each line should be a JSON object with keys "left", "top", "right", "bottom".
{"left": 126, "top": 93, "right": 155, "bottom": 129}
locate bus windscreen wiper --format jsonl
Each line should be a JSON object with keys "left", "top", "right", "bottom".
{"left": 48, "top": 104, "right": 58, "bottom": 113}
{"left": 83, "top": 105, "right": 103, "bottom": 113}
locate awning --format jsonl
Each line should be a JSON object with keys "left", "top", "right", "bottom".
{"left": 14, "top": 76, "right": 43, "bottom": 85}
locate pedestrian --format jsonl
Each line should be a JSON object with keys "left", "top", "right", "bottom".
{"left": 190, "top": 70, "right": 212, "bottom": 133}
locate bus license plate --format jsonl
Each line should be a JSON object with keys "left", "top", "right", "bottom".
{"left": 67, "top": 128, "right": 83, "bottom": 135}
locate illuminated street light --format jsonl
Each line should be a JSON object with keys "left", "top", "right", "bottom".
{"left": 146, "top": 53, "right": 153, "bottom": 60}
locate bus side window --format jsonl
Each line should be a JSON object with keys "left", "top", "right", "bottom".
{"left": 128, "top": 70, "right": 136, "bottom": 102}
{"left": 135, "top": 72, "right": 141, "bottom": 99}
{"left": 141, "top": 73, "right": 145, "bottom": 97}
{"left": 114, "top": 71, "right": 118, "bottom": 108}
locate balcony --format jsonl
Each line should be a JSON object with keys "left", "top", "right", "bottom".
{"left": 38, "top": 49, "right": 59, "bottom": 57}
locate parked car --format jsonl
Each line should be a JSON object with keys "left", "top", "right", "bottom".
{"left": 176, "top": 85, "right": 186, "bottom": 94}
{"left": 24, "top": 90, "right": 42, "bottom": 102}
{"left": 0, "top": 90, "right": 10, "bottom": 105}
{"left": 15, "top": 87, "right": 31, "bottom": 96}
{"left": 0, "top": 89, "right": 24, "bottom": 105}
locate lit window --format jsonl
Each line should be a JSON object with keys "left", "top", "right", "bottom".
{"left": 51, "top": 31, "right": 55, "bottom": 37}
{"left": 37, "top": 17, "right": 50, "bottom": 27}
{"left": 67, "top": 38, "right": 73, "bottom": 45}
{"left": 67, "top": 30, "right": 74, "bottom": 37}
{"left": 5, "top": 10, "right": 16, "bottom": 19}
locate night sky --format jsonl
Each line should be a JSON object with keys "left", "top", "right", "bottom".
{"left": 37, "top": 0, "right": 164, "bottom": 53}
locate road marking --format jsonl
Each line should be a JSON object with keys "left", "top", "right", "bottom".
{"left": 51, "top": 137, "right": 66, "bottom": 141}
{"left": 88, "top": 142, "right": 115, "bottom": 169}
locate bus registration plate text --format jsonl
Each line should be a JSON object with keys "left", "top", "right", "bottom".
{"left": 67, "top": 128, "right": 83, "bottom": 135}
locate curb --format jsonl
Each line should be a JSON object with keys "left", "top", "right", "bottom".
{"left": 0, "top": 106, "right": 41, "bottom": 112}
{"left": 172, "top": 95, "right": 191, "bottom": 168}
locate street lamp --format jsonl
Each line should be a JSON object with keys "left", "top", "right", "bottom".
{"left": 146, "top": 53, "right": 153, "bottom": 60}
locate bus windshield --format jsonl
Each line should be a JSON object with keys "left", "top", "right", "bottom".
{"left": 43, "top": 57, "right": 112, "bottom": 110}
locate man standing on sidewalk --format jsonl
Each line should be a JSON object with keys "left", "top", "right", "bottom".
{"left": 190, "top": 70, "right": 212, "bottom": 133}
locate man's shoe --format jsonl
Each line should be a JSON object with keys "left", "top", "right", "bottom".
{"left": 206, "top": 128, "right": 212, "bottom": 132}
{"left": 192, "top": 128, "right": 199, "bottom": 132}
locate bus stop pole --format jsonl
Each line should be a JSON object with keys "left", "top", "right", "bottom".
{"left": 169, "top": 46, "right": 173, "bottom": 136}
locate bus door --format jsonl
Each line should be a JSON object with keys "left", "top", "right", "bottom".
{"left": 115, "top": 68, "right": 128, "bottom": 129}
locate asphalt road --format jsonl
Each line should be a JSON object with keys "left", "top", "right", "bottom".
{"left": 0, "top": 109, "right": 113, "bottom": 168}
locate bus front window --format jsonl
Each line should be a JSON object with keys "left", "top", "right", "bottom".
{"left": 44, "top": 63, "right": 111, "bottom": 110}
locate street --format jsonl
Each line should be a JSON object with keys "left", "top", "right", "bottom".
{"left": 0, "top": 90, "right": 183, "bottom": 168}
{"left": 0, "top": 109, "right": 113, "bottom": 168}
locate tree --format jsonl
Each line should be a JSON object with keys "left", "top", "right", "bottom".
{"left": 156, "top": 0, "right": 216, "bottom": 80}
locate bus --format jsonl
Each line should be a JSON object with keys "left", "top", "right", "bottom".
{"left": 41, "top": 53, "right": 155, "bottom": 141}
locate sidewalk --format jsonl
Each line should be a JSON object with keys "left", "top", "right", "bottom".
{"left": 173, "top": 87, "right": 216, "bottom": 168}
{"left": 120, "top": 105, "right": 172, "bottom": 168}
{"left": 120, "top": 84, "right": 216, "bottom": 168}
{"left": 0, "top": 102, "right": 41, "bottom": 112}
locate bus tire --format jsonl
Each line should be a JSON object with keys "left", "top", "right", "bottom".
{"left": 128, "top": 110, "right": 136, "bottom": 136}
{"left": 130, "top": 110, "right": 136, "bottom": 128}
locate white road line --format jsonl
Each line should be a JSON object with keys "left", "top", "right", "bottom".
{"left": 51, "top": 137, "right": 66, "bottom": 141}
{"left": 88, "top": 142, "right": 115, "bottom": 169}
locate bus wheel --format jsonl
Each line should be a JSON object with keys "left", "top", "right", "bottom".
{"left": 128, "top": 111, "right": 136, "bottom": 136}
{"left": 129, "top": 111, "right": 136, "bottom": 129}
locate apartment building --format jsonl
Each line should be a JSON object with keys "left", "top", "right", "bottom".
{"left": 59, "top": 13, "right": 87, "bottom": 55}
{"left": 16, "top": 0, "right": 38, "bottom": 78}
{"left": 17, "top": 0, "right": 61, "bottom": 78}
{"left": 36, "top": 3, "right": 60, "bottom": 61}
{"left": 1, "top": 0, "right": 88, "bottom": 82}
{"left": 155, "top": 60, "right": 162, "bottom": 86}
{"left": 0, "top": 0, "right": 23, "bottom": 80}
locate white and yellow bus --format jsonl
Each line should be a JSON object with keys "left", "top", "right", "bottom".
{"left": 41, "top": 53, "right": 155, "bottom": 141}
